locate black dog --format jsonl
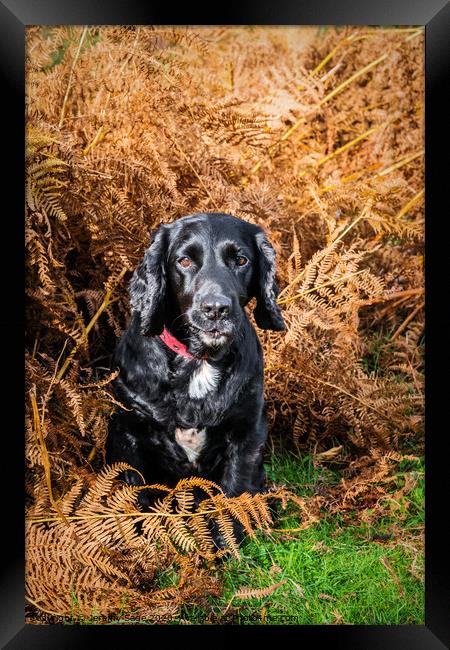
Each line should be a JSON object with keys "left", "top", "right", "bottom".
{"left": 106, "top": 212, "right": 285, "bottom": 545}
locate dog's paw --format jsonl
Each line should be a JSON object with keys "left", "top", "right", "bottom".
{"left": 209, "top": 519, "right": 244, "bottom": 553}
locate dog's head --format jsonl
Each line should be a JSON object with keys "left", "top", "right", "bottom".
{"left": 129, "top": 213, "right": 285, "bottom": 357}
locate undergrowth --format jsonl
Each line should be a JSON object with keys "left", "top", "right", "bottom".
{"left": 25, "top": 25, "right": 424, "bottom": 623}
{"left": 45, "top": 450, "right": 424, "bottom": 625}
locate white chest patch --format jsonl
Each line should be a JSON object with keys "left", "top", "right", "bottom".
{"left": 188, "top": 361, "right": 220, "bottom": 399}
{"left": 175, "top": 427, "right": 206, "bottom": 464}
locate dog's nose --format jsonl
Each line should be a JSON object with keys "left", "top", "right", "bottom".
{"left": 200, "top": 294, "right": 231, "bottom": 320}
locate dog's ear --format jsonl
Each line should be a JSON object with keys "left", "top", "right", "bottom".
{"left": 129, "top": 224, "right": 169, "bottom": 336}
{"left": 252, "top": 229, "right": 286, "bottom": 331}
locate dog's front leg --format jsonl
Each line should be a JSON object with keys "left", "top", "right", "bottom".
{"left": 221, "top": 437, "right": 266, "bottom": 498}
{"left": 211, "top": 430, "right": 267, "bottom": 548}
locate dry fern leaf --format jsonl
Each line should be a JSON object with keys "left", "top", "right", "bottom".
{"left": 234, "top": 579, "right": 287, "bottom": 600}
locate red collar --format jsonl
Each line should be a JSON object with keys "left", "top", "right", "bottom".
{"left": 159, "top": 327, "right": 207, "bottom": 360}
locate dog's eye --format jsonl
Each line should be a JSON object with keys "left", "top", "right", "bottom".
{"left": 178, "top": 257, "right": 192, "bottom": 268}
{"left": 236, "top": 255, "right": 248, "bottom": 267}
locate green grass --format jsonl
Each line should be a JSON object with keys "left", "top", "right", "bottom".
{"left": 64, "top": 449, "right": 424, "bottom": 625}
{"left": 173, "top": 449, "right": 424, "bottom": 625}
{"left": 359, "top": 324, "right": 398, "bottom": 376}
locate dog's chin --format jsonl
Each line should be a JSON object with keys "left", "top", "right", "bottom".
{"left": 198, "top": 331, "right": 229, "bottom": 349}
{"left": 189, "top": 324, "right": 234, "bottom": 358}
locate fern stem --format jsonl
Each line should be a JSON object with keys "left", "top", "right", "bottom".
{"left": 27, "top": 488, "right": 290, "bottom": 525}
{"left": 277, "top": 269, "right": 306, "bottom": 300}
{"left": 82, "top": 126, "right": 106, "bottom": 156}
{"left": 318, "top": 52, "right": 388, "bottom": 106}
{"left": 278, "top": 199, "right": 372, "bottom": 301}
{"left": 31, "top": 334, "right": 39, "bottom": 360}
{"left": 316, "top": 125, "right": 382, "bottom": 167}
{"left": 25, "top": 595, "right": 66, "bottom": 618}
{"left": 58, "top": 27, "right": 88, "bottom": 129}
{"left": 272, "top": 526, "right": 308, "bottom": 533}
{"left": 26, "top": 498, "right": 234, "bottom": 523}
{"left": 27, "top": 506, "right": 240, "bottom": 524}
{"left": 310, "top": 28, "right": 421, "bottom": 78}
{"left": 335, "top": 199, "right": 373, "bottom": 242}
{"left": 310, "top": 39, "right": 347, "bottom": 77}
{"left": 310, "top": 32, "right": 374, "bottom": 77}
{"left": 376, "top": 150, "right": 424, "bottom": 178}
{"left": 372, "top": 287, "right": 424, "bottom": 304}
{"left": 277, "top": 269, "right": 364, "bottom": 306}
{"left": 390, "top": 301, "right": 424, "bottom": 342}
{"left": 320, "top": 162, "right": 384, "bottom": 191}
{"left": 29, "top": 390, "right": 68, "bottom": 523}
{"left": 278, "top": 53, "right": 388, "bottom": 147}
{"left": 41, "top": 338, "right": 69, "bottom": 427}
{"left": 55, "top": 267, "right": 128, "bottom": 383}
{"left": 394, "top": 189, "right": 424, "bottom": 220}
{"left": 404, "top": 29, "right": 423, "bottom": 42}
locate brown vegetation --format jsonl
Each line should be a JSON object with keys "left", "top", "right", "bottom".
{"left": 25, "top": 26, "right": 424, "bottom": 622}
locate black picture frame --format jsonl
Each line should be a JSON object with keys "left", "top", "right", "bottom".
{"left": 3, "top": 0, "right": 449, "bottom": 646}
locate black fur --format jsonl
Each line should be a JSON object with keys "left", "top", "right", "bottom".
{"left": 106, "top": 212, "right": 285, "bottom": 546}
